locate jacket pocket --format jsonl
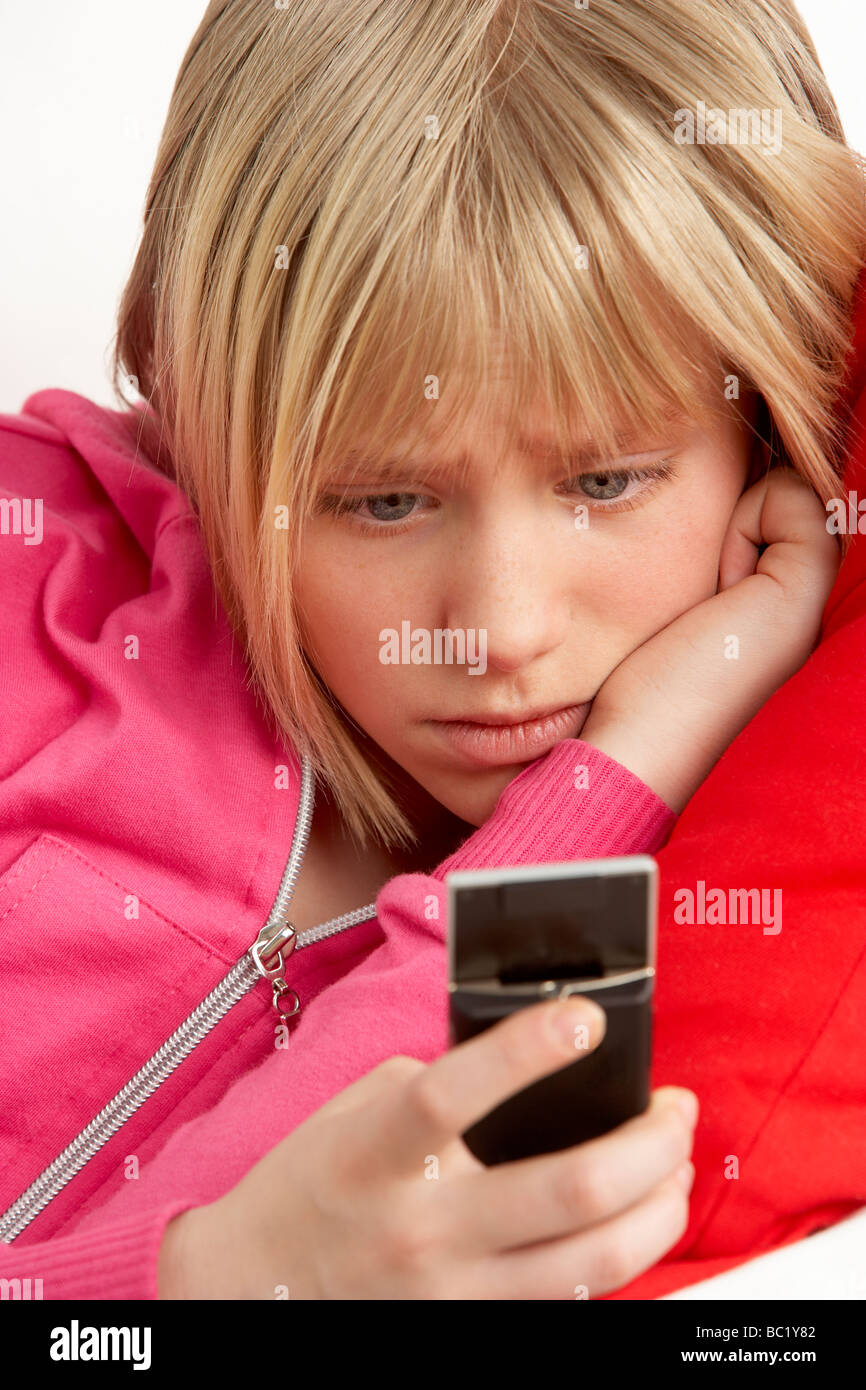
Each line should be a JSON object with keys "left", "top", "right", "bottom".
{"left": 0, "top": 833, "right": 242, "bottom": 1230}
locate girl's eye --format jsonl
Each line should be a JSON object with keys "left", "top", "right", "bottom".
{"left": 564, "top": 461, "right": 677, "bottom": 510}
{"left": 344, "top": 491, "right": 421, "bottom": 523}
{"left": 315, "top": 461, "right": 677, "bottom": 535}
{"left": 574, "top": 471, "right": 633, "bottom": 501}
{"left": 314, "top": 490, "right": 435, "bottom": 533}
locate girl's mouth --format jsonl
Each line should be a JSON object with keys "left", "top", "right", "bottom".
{"left": 426, "top": 702, "right": 592, "bottom": 767}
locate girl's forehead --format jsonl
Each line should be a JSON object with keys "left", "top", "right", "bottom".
{"left": 326, "top": 310, "right": 744, "bottom": 475}
{"left": 354, "top": 389, "right": 718, "bottom": 457}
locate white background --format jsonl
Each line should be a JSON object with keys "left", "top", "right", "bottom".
{"left": 1, "top": 1, "right": 864, "bottom": 412}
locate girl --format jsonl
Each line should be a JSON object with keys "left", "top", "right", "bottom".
{"left": 1, "top": 0, "right": 863, "bottom": 1300}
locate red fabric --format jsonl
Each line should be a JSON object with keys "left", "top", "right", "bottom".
{"left": 602, "top": 269, "right": 866, "bottom": 1298}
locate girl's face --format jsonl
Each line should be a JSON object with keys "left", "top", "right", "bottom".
{"left": 295, "top": 385, "right": 756, "bottom": 831}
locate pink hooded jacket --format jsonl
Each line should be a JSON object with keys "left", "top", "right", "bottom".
{"left": 0, "top": 390, "right": 676, "bottom": 1298}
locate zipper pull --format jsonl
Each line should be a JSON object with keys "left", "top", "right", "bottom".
{"left": 249, "top": 920, "right": 301, "bottom": 1021}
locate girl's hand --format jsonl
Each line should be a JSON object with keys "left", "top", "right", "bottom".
{"left": 158, "top": 997, "right": 697, "bottom": 1299}
{"left": 578, "top": 467, "right": 841, "bottom": 813}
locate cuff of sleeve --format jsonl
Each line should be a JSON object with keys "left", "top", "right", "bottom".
{"left": 0, "top": 1197, "right": 197, "bottom": 1301}
{"left": 436, "top": 738, "right": 676, "bottom": 876}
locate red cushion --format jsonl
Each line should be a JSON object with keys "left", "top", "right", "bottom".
{"left": 605, "top": 270, "right": 866, "bottom": 1299}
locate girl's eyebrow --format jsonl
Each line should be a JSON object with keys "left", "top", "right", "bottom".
{"left": 338, "top": 429, "right": 675, "bottom": 484}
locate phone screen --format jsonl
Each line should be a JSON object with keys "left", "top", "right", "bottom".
{"left": 448, "top": 855, "right": 655, "bottom": 987}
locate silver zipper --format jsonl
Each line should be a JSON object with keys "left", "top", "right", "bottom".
{"left": 0, "top": 754, "right": 379, "bottom": 1243}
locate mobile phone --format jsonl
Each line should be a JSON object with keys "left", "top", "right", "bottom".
{"left": 446, "top": 855, "right": 657, "bottom": 1166}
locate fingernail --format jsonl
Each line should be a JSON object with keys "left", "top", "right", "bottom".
{"left": 670, "top": 1090, "right": 699, "bottom": 1127}
{"left": 552, "top": 999, "right": 605, "bottom": 1052}
{"left": 674, "top": 1160, "right": 695, "bottom": 1192}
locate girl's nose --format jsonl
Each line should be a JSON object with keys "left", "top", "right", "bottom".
{"left": 442, "top": 572, "right": 569, "bottom": 675}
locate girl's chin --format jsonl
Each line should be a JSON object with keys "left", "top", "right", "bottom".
{"left": 426, "top": 765, "right": 524, "bottom": 831}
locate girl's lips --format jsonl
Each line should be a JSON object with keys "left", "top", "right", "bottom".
{"left": 427, "top": 702, "right": 592, "bottom": 767}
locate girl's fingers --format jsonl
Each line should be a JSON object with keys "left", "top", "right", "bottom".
{"left": 756, "top": 469, "right": 841, "bottom": 599}
{"left": 475, "top": 1169, "right": 692, "bottom": 1300}
{"left": 438, "top": 1087, "right": 696, "bottom": 1256}
{"left": 720, "top": 466, "right": 839, "bottom": 597}
{"left": 717, "top": 475, "right": 768, "bottom": 591}
{"left": 368, "top": 998, "right": 608, "bottom": 1174}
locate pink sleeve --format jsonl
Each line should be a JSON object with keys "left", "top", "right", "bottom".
{"left": 434, "top": 735, "right": 676, "bottom": 873}
{"left": 0, "top": 1200, "right": 195, "bottom": 1300}
{"left": 1, "top": 739, "right": 674, "bottom": 1299}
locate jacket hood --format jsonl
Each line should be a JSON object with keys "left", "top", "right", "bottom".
{"left": 0, "top": 388, "right": 303, "bottom": 963}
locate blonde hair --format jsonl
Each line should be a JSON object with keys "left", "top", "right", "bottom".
{"left": 113, "top": 0, "right": 866, "bottom": 853}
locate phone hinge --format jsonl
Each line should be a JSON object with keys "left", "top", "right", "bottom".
{"left": 449, "top": 966, "right": 655, "bottom": 995}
